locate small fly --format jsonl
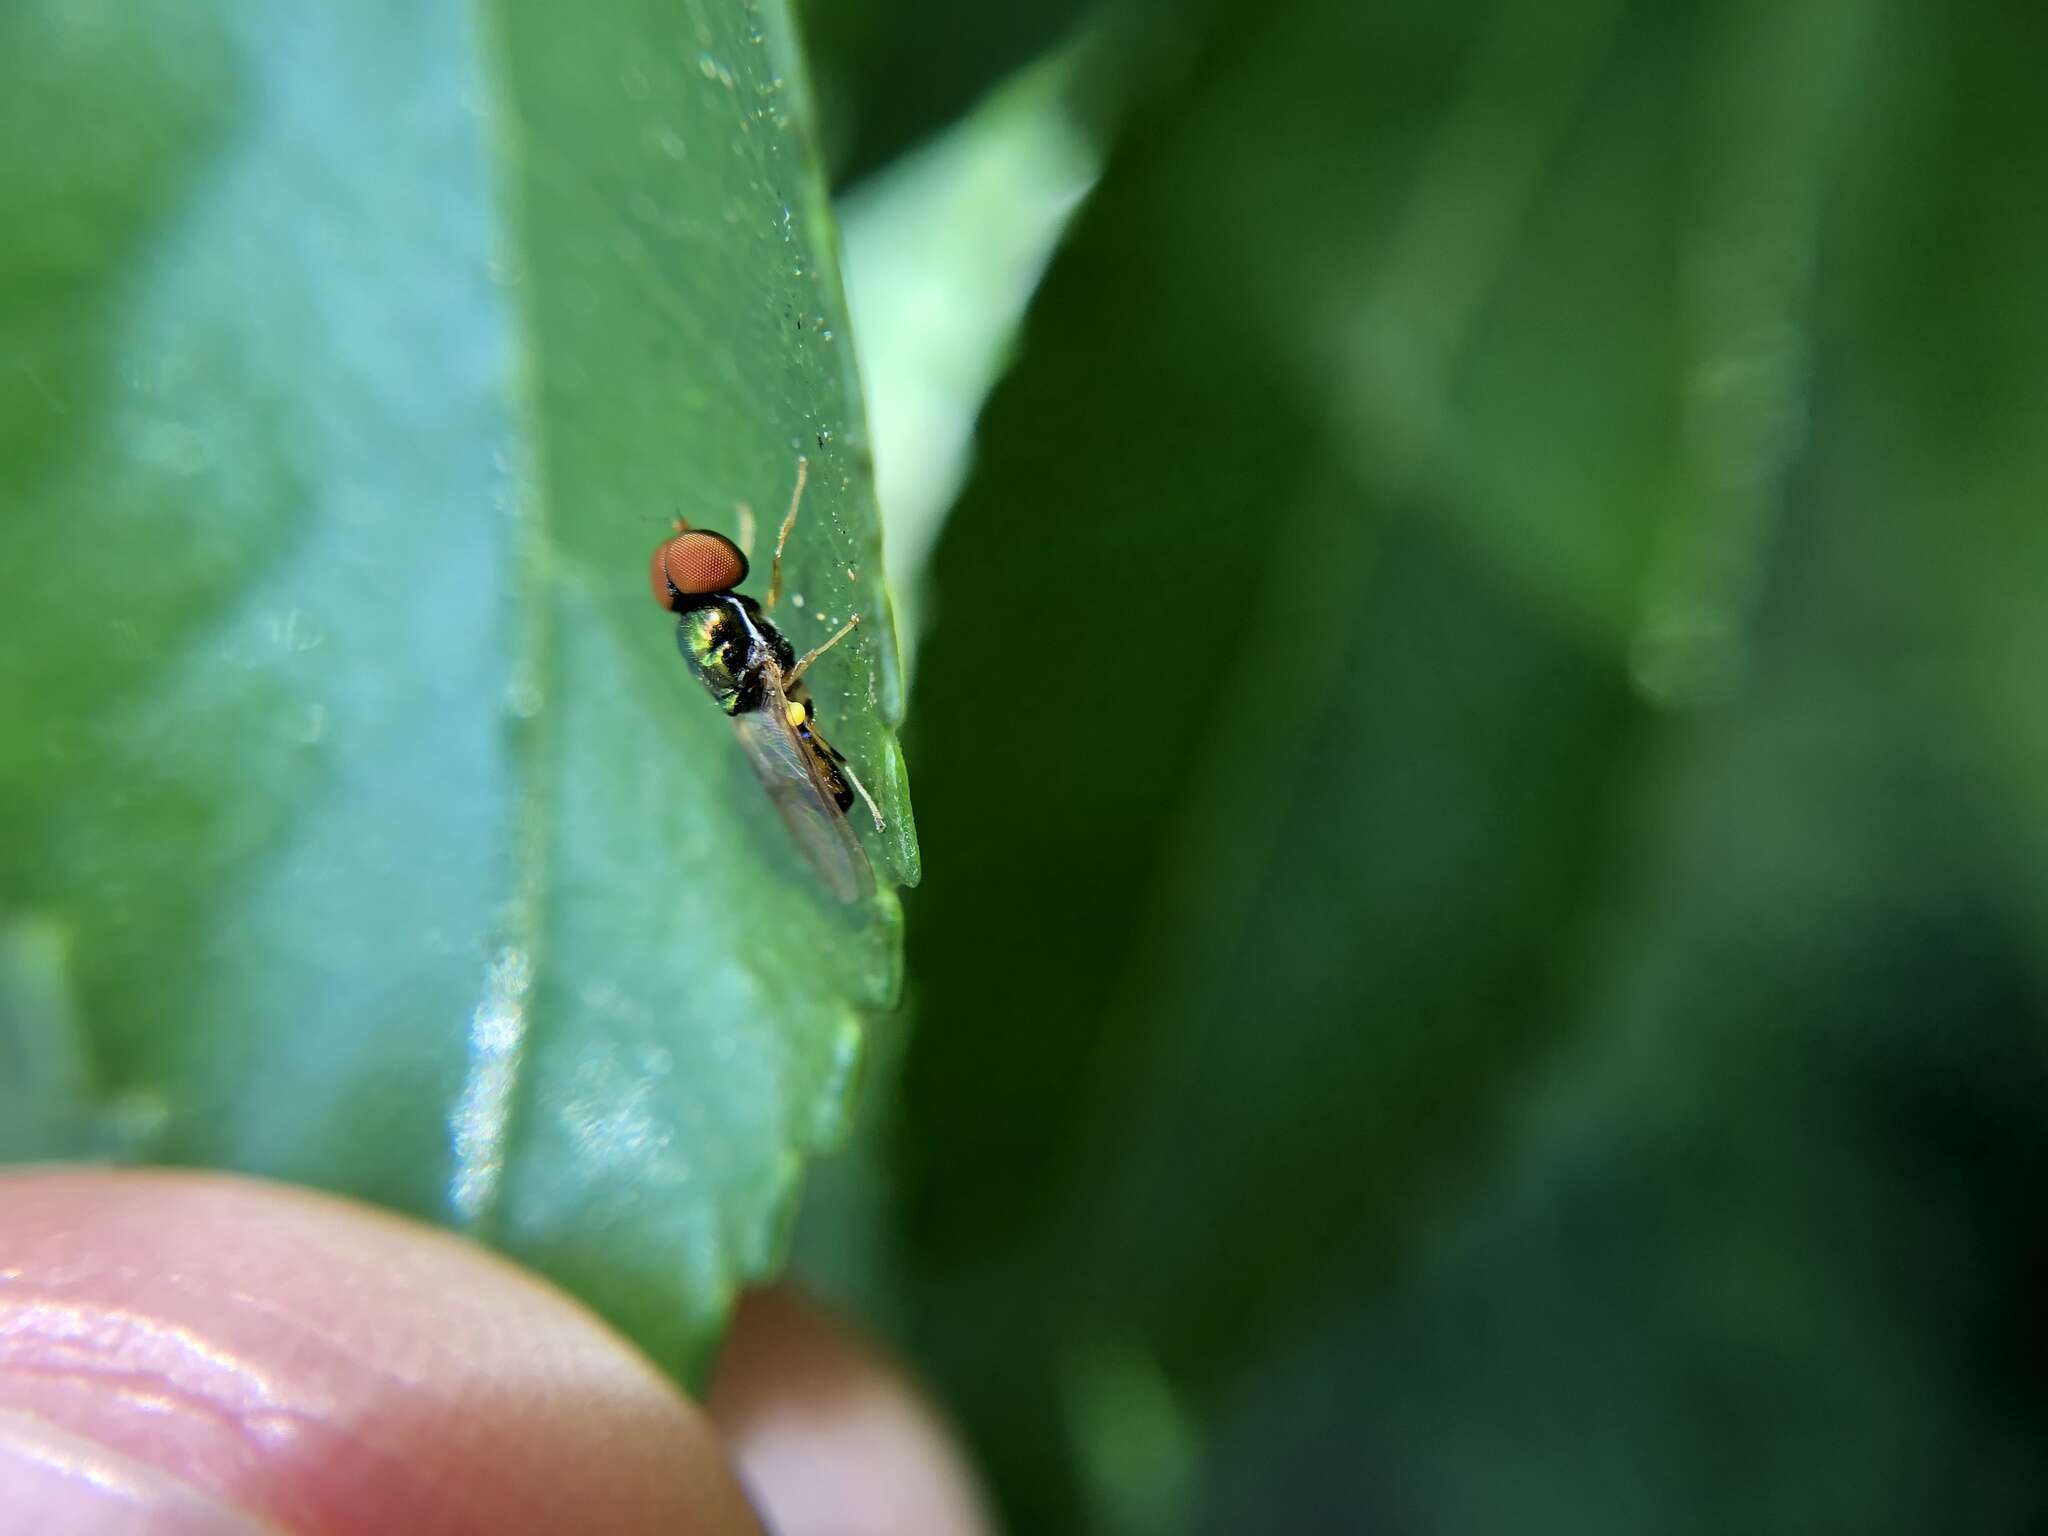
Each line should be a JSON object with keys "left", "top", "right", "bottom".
{"left": 649, "top": 457, "right": 884, "bottom": 902}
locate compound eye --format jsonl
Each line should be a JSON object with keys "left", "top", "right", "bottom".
{"left": 650, "top": 529, "right": 749, "bottom": 605}
{"left": 649, "top": 542, "right": 676, "bottom": 608}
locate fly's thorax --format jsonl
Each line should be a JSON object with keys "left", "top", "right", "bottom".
{"left": 744, "top": 596, "right": 798, "bottom": 675}
{"left": 675, "top": 594, "right": 795, "bottom": 715}
{"left": 676, "top": 595, "right": 757, "bottom": 714}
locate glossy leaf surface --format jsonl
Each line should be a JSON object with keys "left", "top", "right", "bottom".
{"left": 0, "top": 0, "right": 914, "bottom": 1381}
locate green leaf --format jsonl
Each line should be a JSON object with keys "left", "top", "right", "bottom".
{"left": 0, "top": 0, "right": 913, "bottom": 1381}
{"left": 841, "top": 42, "right": 1102, "bottom": 671}
{"left": 797, "top": 0, "right": 1097, "bottom": 183}
{"left": 881, "top": 2, "right": 2048, "bottom": 1532}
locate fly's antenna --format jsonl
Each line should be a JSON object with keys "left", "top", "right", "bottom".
{"left": 765, "top": 455, "right": 808, "bottom": 612}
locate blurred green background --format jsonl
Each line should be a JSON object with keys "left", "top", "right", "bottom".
{"left": 806, "top": 0, "right": 2048, "bottom": 1531}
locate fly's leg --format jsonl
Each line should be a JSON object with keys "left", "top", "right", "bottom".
{"left": 840, "top": 756, "right": 886, "bottom": 832}
{"left": 786, "top": 612, "right": 860, "bottom": 688}
{"left": 806, "top": 710, "right": 887, "bottom": 833}
{"left": 764, "top": 455, "right": 809, "bottom": 612}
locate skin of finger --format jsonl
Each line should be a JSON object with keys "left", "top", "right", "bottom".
{"left": 709, "top": 1285, "right": 997, "bottom": 1536}
{"left": 0, "top": 1168, "right": 765, "bottom": 1536}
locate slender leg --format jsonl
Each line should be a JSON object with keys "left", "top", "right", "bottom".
{"left": 786, "top": 612, "right": 860, "bottom": 686}
{"left": 841, "top": 757, "right": 886, "bottom": 832}
{"left": 735, "top": 502, "right": 755, "bottom": 560}
{"left": 764, "top": 455, "right": 809, "bottom": 612}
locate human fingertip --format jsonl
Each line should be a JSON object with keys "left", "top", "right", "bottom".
{"left": 0, "top": 1167, "right": 764, "bottom": 1536}
{"left": 710, "top": 1286, "right": 995, "bottom": 1536}
{"left": 0, "top": 1405, "right": 275, "bottom": 1536}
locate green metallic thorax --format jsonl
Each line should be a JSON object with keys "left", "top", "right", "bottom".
{"left": 675, "top": 593, "right": 792, "bottom": 715}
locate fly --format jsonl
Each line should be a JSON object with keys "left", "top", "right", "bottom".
{"left": 648, "top": 457, "right": 884, "bottom": 902}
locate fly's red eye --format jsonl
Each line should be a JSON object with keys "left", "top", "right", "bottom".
{"left": 650, "top": 529, "right": 748, "bottom": 605}
{"left": 649, "top": 542, "right": 676, "bottom": 607}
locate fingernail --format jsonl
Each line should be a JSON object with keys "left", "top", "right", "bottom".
{"left": 0, "top": 1407, "right": 275, "bottom": 1536}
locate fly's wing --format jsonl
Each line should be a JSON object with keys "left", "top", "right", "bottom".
{"left": 729, "top": 662, "right": 876, "bottom": 903}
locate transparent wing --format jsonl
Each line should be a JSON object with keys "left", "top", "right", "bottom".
{"left": 729, "top": 662, "right": 875, "bottom": 903}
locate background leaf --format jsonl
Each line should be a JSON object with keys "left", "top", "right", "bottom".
{"left": 789, "top": 0, "right": 2048, "bottom": 1531}
{"left": 839, "top": 41, "right": 1102, "bottom": 672}
{"left": 0, "top": 0, "right": 913, "bottom": 1382}
{"left": 797, "top": 0, "right": 1098, "bottom": 184}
